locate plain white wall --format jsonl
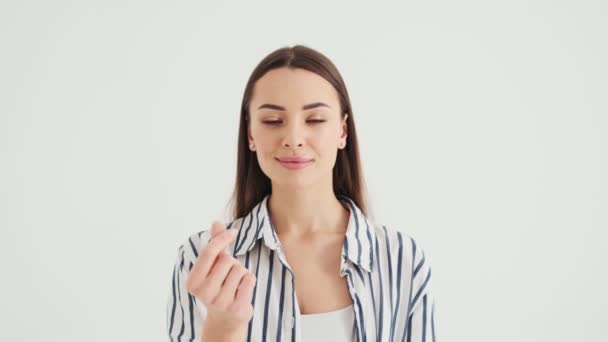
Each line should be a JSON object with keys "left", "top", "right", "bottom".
{"left": 1, "top": 0, "right": 606, "bottom": 341}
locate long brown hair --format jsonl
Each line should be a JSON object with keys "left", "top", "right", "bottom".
{"left": 227, "top": 45, "right": 370, "bottom": 220}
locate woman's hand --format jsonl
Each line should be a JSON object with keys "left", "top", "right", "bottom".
{"left": 185, "top": 221, "right": 257, "bottom": 340}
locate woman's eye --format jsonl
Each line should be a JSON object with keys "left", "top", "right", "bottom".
{"left": 262, "top": 119, "right": 326, "bottom": 125}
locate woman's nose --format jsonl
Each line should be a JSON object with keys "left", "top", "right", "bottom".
{"left": 282, "top": 123, "right": 305, "bottom": 148}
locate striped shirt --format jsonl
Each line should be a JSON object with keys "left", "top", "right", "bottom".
{"left": 167, "top": 194, "right": 437, "bottom": 342}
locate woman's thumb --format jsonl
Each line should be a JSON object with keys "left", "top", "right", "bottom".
{"left": 210, "top": 220, "right": 226, "bottom": 238}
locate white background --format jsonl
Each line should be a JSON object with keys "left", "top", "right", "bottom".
{"left": 1, "top": 0, "right": 606, "bottom": 341}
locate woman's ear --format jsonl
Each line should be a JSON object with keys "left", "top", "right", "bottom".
{"left": 341, "top": 113, "right": 349, "bottom": 139}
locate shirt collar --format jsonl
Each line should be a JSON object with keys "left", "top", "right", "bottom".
{"left": 230, "top": 193, "right": 375, "bottom": 273}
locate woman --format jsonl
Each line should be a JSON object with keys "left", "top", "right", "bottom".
{"left": 167, "top": 45, "right": 437, "bottom": 342}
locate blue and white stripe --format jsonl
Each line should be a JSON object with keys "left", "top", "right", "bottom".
{"left": 167, "top": 194, "right": 437, "bottom": 341}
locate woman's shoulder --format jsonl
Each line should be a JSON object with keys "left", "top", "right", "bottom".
{"left": 370, "top": 221, "right": 422, "bottom": 250}
{"left": 369, "top": 222, "right": 432, "bottom": 276}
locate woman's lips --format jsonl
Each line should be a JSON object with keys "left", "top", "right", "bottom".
{"left": 276, "top": 158, "right": 313, "bottom": 170}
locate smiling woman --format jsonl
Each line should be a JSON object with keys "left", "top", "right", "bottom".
{"left": 246, "top": 66, "right": 349, "bottom": 187}
{"left": 166, "top": 45, "right": 437, "bottom": 342}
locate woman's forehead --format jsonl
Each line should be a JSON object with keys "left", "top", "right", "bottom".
{"left": 251, "top": 68, "right": 339, "bottom": 111}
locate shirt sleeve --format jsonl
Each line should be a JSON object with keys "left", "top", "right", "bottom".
{"left": 405, "top": 243, "right": 437, "bottom": 342}
{"left": 166, "top": 236, "right": 209, "bottom": 342}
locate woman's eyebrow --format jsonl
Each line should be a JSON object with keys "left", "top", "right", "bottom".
{"left": 257, "top": 102, "right": 331, "bottom": 111}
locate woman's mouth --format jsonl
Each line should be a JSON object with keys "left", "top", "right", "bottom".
{"left": 275, "top": 157, "right": 314, "bottom": 170}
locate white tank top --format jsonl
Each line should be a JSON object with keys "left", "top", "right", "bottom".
{"left": 300, "top": 304, "right": 356, "bottom": 342}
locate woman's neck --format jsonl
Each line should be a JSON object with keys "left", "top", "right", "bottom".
{"left": 267, "top": 187, "right": 350, "bottom": 238}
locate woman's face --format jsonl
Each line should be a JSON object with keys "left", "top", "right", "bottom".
{"left": 248, "top": 67, "right": 348, "bottom": 189}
